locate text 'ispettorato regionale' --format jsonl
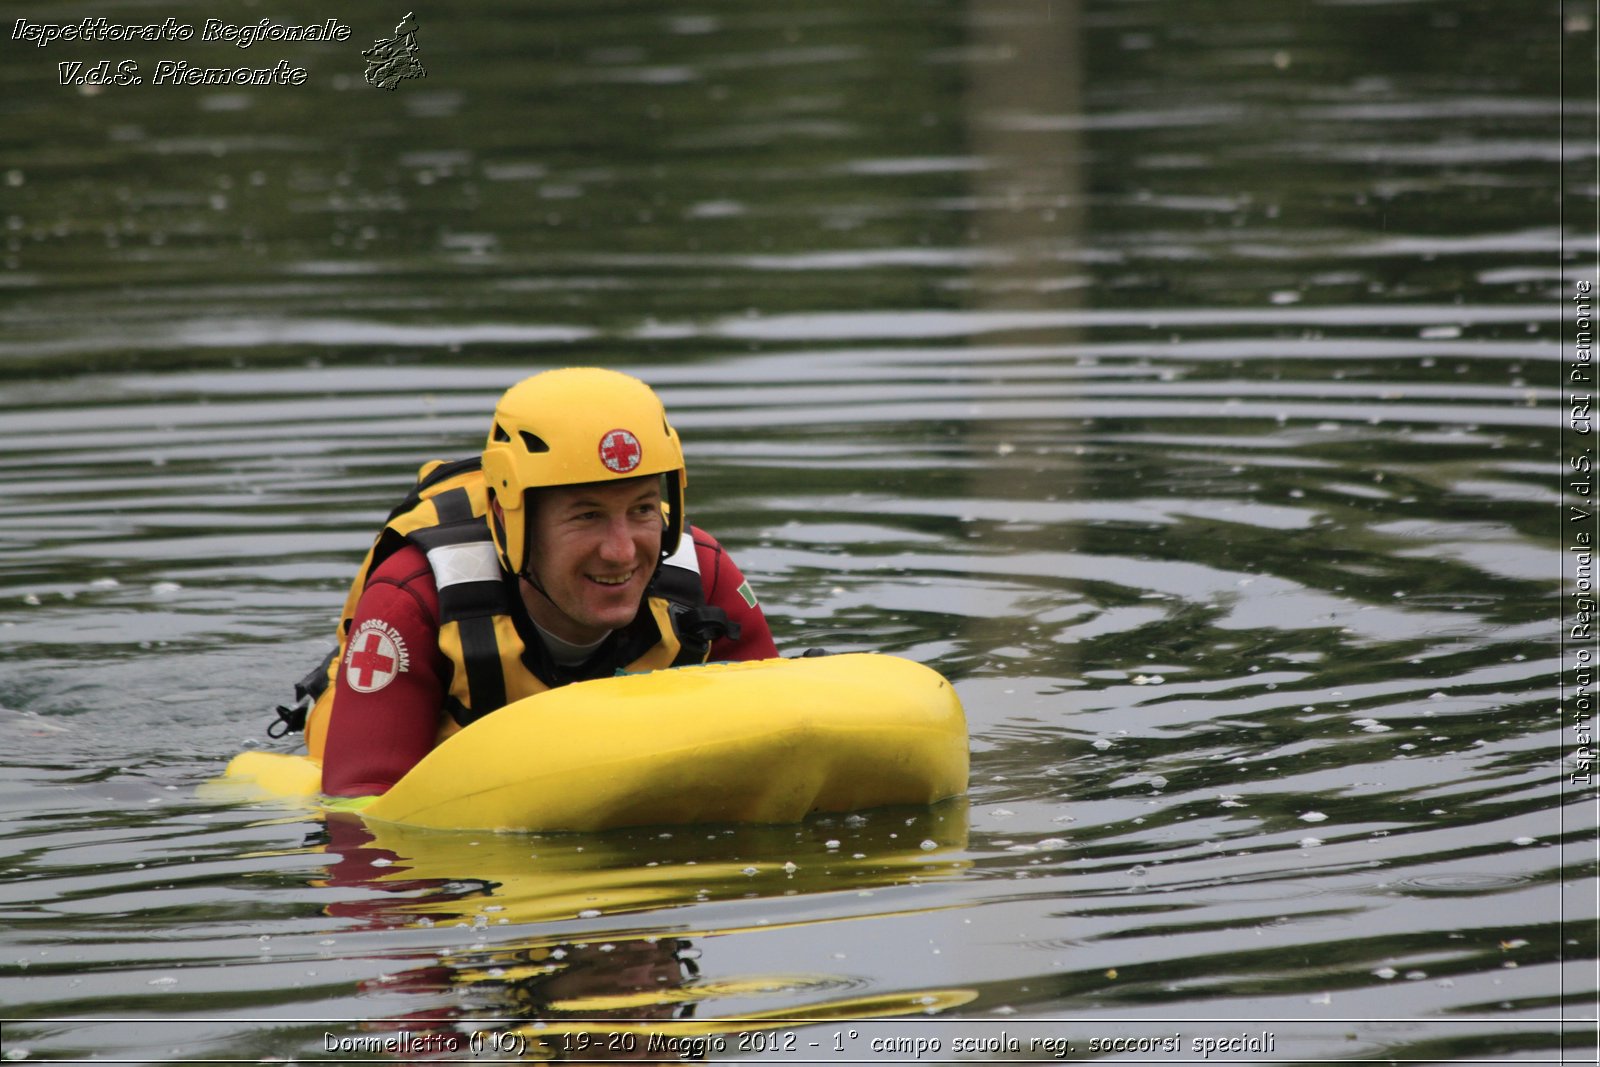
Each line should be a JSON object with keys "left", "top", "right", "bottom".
{"left": 12, "top": 17, "right": 353, "bottom": 88}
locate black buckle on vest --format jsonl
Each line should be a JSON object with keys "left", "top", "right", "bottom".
{"left": 267, "top": 697, "right": 309, "bottom": 739}
{"left": 268, "top": 647, "right": 338, "bottom": 737}
{"left": 677, "top": 605, "right": 740, "bottom": 644}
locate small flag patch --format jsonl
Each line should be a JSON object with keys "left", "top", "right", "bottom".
{"left": 736, "top": 580, "right": 759, "bottom": 608}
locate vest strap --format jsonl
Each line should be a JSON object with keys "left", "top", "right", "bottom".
{"left": 410, "top": 491, "right": 515, "bottom": 619}
{"left": 411, "top": 488, "right": 514, "bottom": 720}
{"left": 454, "top": 614, "right": 506, "bottom": 723}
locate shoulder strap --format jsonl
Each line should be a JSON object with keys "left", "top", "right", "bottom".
{"left": 408, "top": 486, "right": 512, "bottom": 721}
{"left": 386, "top": 457, "right": 483, "bottom": 523}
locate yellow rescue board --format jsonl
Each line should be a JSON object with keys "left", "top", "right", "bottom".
{"left": 221, "top": 653, "right": 968, "bottom": 832}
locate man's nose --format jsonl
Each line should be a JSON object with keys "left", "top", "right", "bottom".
{"left": 597, "top": 515, "right": 634, "bottom": 561}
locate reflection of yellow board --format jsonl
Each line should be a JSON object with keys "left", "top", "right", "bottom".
{"left": 220, "top": 653, "right": 968, "bottom": 832}
{"left": 345, "top": 798, "right": 970, "bottom": 925}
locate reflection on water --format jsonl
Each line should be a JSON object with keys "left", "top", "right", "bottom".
{"left": 284, "top": 806, "right": 971, "bottom": 1058}
{"left": 0, "top": 0, "right": 1594, "bottom": 1061}
{"left": 315, "top": 802, "right": 970, "bottom": 927}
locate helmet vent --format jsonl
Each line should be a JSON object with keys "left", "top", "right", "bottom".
{"left": 518, "top": 430, "right": 550, "bottom": 454}
{"left": 492, "top": 423, "right": 511, "bottom": 442}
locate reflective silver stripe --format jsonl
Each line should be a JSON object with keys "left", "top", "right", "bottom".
{"left": 426, "top": 541, "right": 502, "bottom": 588}
{"left": 662, "top": 527, "right": 700, "bottom": 576}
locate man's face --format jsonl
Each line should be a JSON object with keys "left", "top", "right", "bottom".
{"left": 520, "top": 476, "right": 663, "bottom": 644}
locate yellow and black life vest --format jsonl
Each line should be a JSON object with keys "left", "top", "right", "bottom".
{"left": 280, "top": 458, "right": 735, "bottom": 759}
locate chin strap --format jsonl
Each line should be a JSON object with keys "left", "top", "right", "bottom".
{"left": 518, "top": 568, "right": 551, "bottom": 602}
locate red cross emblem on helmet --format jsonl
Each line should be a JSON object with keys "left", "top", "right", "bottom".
{"left": 598, "top": 429, "right": 643, "bottom": 473}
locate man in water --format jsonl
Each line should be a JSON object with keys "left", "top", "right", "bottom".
{"left": 309, "top": 367, "right": 777, "bottom": 795}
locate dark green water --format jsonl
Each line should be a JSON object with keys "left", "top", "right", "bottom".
{"left": 1, "top": 0, "right": 1595, "bottom": 1062}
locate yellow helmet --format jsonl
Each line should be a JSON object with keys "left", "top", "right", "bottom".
{"left": 482, "top": 368, "right": 687, "bottom": 575}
